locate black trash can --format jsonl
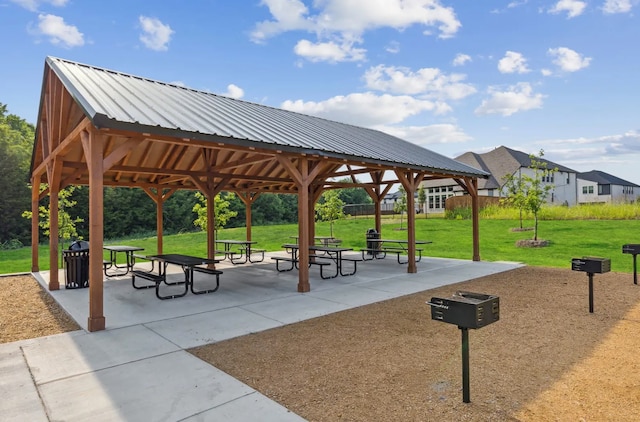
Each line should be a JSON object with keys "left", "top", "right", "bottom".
{"left": 63, "top": 240, "right": 90, "bottom": 289}
{"left": 366, "top": 229, "right": 380, "bottom": 255}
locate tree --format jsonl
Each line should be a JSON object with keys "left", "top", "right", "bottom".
{"left": 502, "top": 173, "right": 527, "bottom": 229}
{"left": 22, "top": 185, "right": 84, "bottom": 264}
{"left": 522, "top": 150, "right": 557, "bottom": 241}
{"left": 502, "top": 150, "right": 557, "bottom": 242}
{"left": 0, "top": 103, "right": 34, "bottom": 245}
{"left": 418, "top": 185, "right": 426, "bottom": 217}
{"left": 192, "top": 191, "right": 238, "bottom": 231}
{"left": 315, "top": 189, "right": 346, "bottom": 238}
{"left": 394, "top": 186, "right": 408, "bottom": 229}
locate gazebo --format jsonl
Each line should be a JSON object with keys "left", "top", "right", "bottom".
{"left": 30, "top": 56, "right": 488, "bottom": 331}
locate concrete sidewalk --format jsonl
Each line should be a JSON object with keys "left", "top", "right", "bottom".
{"left": 1, "top": 254, "right": 522, "bottom": 421}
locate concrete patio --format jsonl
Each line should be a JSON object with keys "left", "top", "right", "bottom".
{"left": 1, "top": 253, "right": 522, "bottom": 421}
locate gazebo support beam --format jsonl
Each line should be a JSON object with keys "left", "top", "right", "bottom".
{"left": 81, "top": 128, "right": 106, "bottom": 332}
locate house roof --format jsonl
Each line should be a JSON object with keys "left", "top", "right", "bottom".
{"left": 423, "top": 145, "right": 575, "bottom": 190}
{"left": 578, "top": 170, "right": 640, "bottom": 187}
{"left": 34, "top": 56, "right": 487, "bottom": 188}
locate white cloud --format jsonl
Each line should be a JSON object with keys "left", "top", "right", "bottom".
{"left": 294, "top": 39, "right": 366, "bottom": 63}
{"left": 548, "top": 47, "right": 591, "bottom": 72}
{"left": 475, "top": 82, "right": 544, "bottom": 116}
{"left": 385, "top": 41, "right": 400, "bottom": 54}
{"left": 548, "top": 0, "right": 587, "bottom": 18}
{"left": 281, "top": 92, "right": 443, "bottom": 127}
{"left": 34, "top": 13, "right": 84, "bottom": 48}
{"left": 375, "top": 123, "right": 472, "bottom": 146}
{"left": 222, "top": 84, "right": 244, "bottom": 99}
{"left": 498, "top": 51, "right": 530, "bottom": 74}
{"left": 452, "top": 53, "right": 471, "bottom": 67}
{"left": 602, "top": 0, "right": 636, "bottom": 14}
{"left": 139, "top": 16, "right": 174, "bottom": 51}
{"left": 11, "top": 0, "right": 68, "bottom": 12}
{"left": 363, "top": 65, "right": 476, "bottom": 101}
{"left": 541, "top": 68, "right": 553, "bottom": 76}
{"left": 252, "top": 0, "right": 461, "bottom": 62}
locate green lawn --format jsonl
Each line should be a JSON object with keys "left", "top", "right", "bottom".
{"left": 2, "top": 217, "right": 639, "bottom": 274}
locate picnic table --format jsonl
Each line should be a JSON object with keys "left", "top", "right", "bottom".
{"left": 131, "top": 254, "right": 222, "bottom": 300}
{"left": 361, "top": 239, "right": 431, "bottom": 264}
{"left": 273, "top": 244, "right": 359, "bottom": 278}
{"left": 103, "top": 245, "right": 145, "bottom": 277}
{"left": 215, "top": 240, "right": 265, "bottom": 264}
{"left": 290, "top": 236, "right": 342, "bottom": 247}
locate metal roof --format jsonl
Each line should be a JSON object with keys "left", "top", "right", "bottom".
{"left": 46, "top": 56, "right": 487, "bottom": 178}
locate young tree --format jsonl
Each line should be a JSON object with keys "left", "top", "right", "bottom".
{"left": 502, "top": 173, "right": 527, "bottom": 229}
{"left": 315, "top": 189, "right": 346, "bottom": 238}
{"left": 394, "top": 186, "right": 408, "bottom": 229}
{"left": 22, "top": 185, "right": 84, "bottom": 264}
{"left": 417, "top": 185, "right": 426, "bottom": 218}
{"left": 192, "top": 191, "right": 238, "bottom": 231}
{"left": 522, "top": 150, "right": 557, "bottom": 241}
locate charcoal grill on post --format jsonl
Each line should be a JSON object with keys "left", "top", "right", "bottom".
{"left": 622, "top": 244, "right": 640, "bottom": 285}
{"left": 571, "top": 257, "right": 611, "bottom": 313}
{"left": 427, "top": 291, "right": 500, "bottom": 403}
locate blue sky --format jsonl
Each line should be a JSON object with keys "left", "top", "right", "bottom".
{"left": 2, "top": 0, "right": 639, "bottom": 184}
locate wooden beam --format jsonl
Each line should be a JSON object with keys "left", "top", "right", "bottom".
{"left": 81, "top": 129, "right": 106, "bottom": 332}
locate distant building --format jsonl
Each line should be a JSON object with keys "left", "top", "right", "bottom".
{"left": 577, "top": 170, "right": 640, "bottom": 204}
{"left": 421, "top": 146, "right": 578, "bottom": 213}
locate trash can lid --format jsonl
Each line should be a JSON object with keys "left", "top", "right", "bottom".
{"left": 69, "top": 240, "right": 89, "bottom": 250}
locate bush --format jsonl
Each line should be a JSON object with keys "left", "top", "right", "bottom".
{"left": 0, "top": 239, "right": 23, "bottom": 250}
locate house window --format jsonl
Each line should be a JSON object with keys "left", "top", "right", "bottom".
{"left": 429, "top": 188, "right": 434, "bottom": 194}
{"left": 428, "top": 196, "right": 434, "bottom": 209}
{"left": 582, "top": 186, "right": 588, "bottom": 194}
{"left": 598, "top": 184, "right": 611, "bottom": 195}
{"left": 448, "top": 186, "right": 454, "bottom": 192}
{"left": 589, "top": 186, "right": 594, "bottom": 194}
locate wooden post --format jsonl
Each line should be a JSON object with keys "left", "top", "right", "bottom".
{"left": 31, "top": 177, "right": 40, "bottom": 272}
{"left": 82, "top": 129, "right": 105, "bottom": 332}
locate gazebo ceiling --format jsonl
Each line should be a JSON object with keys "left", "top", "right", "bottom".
{"left": 31, "top": 56, "right": 487, "bottom": 194}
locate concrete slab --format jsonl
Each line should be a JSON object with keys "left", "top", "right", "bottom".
{"left": 145, "top": 306, "right": 283, "bottom": 349}
{"left": 21, "top": 325, "right": 181, "bottom": 384}
{"left": 183, "top": 392, "right": 306, "bottom": 421}
{"left": 18, "top": 255, "right": 523, "bottom": 421}
{"left": 240, "top": 294, "right": 352, "bottom": 325}
{"left": 39, "top": 351, "right": 255, "bottom": 422}
{"left": 0, "top": 344, "right": 48, "bottom": 422}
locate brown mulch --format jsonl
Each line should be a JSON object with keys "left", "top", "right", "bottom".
{"left": 190, "top": 267, "right": 640, "bottom": 421}
{"left": 0, "top": 274, "right": 80, "bottom": 344}
{"left": 3, "top": 268, "right": 640, "bottom": 421}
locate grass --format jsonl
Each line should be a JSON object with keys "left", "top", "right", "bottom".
{"left": 2, "top": 216, "right": 639, "bottom": 274}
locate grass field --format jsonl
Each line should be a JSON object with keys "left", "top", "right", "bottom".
{"left": 2, "top": 216, "right": 639, "bottom": 274}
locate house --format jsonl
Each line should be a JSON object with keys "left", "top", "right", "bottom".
{"left": 577, "top": 170, "right": 640, "bottom": 204}
{"left": 421, "top": 146, "right": 578, "bottom": 213}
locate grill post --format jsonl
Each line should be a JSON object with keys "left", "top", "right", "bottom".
{"left": 427, "top": 291, "right": 499, "bottom": 403}
{"left": 588, "top": 273, "right": 594, "bottom": 313}
{"left": 622, "top": 244, "right": 640, "bottom": 285}
{"left": 460, "top": 327, "right": 470, "bottom": 403}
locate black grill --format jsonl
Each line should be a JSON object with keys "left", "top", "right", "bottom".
{"left": 571, "top": 256, "right": 611, "bottom": 313}
{"left": 571, "top": 257, "right": 611, "bottom": 274}
{"left": 427, "top": 291, "right": 500, "bottom": 403}
{"left": 622, "top": 244, "right": 640, "bottom": 285}
{"left": 428, "top": 291, "right": 499, "bottom": 329}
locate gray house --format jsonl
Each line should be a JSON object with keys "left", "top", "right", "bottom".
{"left": 421, "top": 146, "right": 578, "bottom": 213}
{"left": 577, "top": 170, "right": 640, "bottom": 204}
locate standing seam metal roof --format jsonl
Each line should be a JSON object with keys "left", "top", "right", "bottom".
{"left": 47, "top": 56, "right": 487, "bottom": 178}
